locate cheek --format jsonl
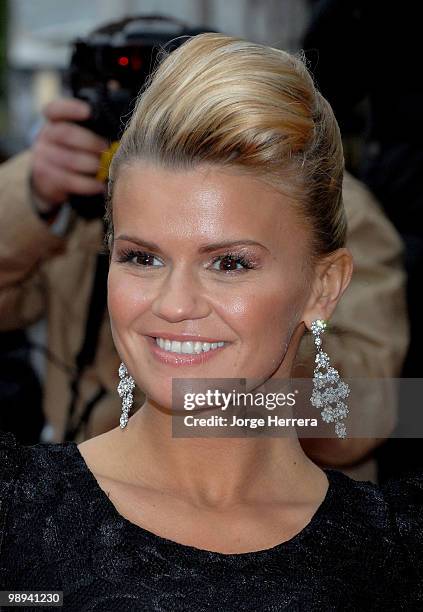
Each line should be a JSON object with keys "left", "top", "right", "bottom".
{"left": 216, "top": 281, "right": 301, "bottom": 341}
{"left": 107, "top": 267, "right": 150, "bottom": 328}
{"left": 213, "top": 279, "right": 304, "bottom": 378}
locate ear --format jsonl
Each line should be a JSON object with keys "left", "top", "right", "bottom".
{"left": 302, "top": 247, "right": 353, "bottom": 329}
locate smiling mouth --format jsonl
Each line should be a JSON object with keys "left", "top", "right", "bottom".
{"left": 153, "top": 337, "right": 226, "bottom": 355}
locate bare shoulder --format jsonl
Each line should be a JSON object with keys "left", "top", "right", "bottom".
{"left": 77, "top": 427, "right": 124, "bottom": 480}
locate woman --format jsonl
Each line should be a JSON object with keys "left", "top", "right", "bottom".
{"left": 0, "top": 33, "right": 421, "bottom": 610}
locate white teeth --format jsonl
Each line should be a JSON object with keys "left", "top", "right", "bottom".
{"left": 155, "top": 337, "right": 225, "bottom": 354}
{"left": 172, "top": 341, "right": 181, "bottom": 353}
{"left": 181, "top": 341, "right": 193, "bottom": 354}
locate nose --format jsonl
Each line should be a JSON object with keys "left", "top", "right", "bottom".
{"left": 151, "top": 265, "right": 211, "bottom": 323}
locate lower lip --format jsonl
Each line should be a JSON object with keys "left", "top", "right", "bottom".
{"left": 146, "top": 336, "right": 228, "bottom": 367}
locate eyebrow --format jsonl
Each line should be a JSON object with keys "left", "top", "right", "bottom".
{"left": 115, "top": 234, "right": 269, "bottom": 253}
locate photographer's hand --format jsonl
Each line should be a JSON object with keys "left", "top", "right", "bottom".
{"left": 31, "top": 98, "right": 108, "bottom": 216}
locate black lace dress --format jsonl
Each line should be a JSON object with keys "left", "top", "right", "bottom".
{"left": 0, "top": 430, "right": 422, "bottom": 611}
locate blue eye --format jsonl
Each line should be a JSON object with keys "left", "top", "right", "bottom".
{"left": 117, "top": 249, "right": 163, "bottom": 267}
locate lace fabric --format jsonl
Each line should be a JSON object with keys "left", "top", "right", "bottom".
{"left": 0, "top": 430, "right": 422, "bottom": 611}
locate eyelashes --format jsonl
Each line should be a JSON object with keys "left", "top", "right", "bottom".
{"left": 115, "top": 248, "right": 259, "bottom": 273}
{"left": 210, "top": 251, "right": 257, "bottom": 272}
{"left": 116, "top": 248, "right": 160, "bottom": 268}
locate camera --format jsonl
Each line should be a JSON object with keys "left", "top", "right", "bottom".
{"left": 67, "top": 15, "right": 209, "bottom": 219}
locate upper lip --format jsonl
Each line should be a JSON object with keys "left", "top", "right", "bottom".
{"left": 147, "top": 332, "right": 227, "bottom": 343}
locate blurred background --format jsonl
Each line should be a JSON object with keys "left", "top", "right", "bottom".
{"left": 0, "top": 0, "right": 309, "bottom": 156}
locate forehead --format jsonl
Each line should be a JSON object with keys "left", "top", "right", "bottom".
{"left": 112, "top": 160, "right": 310, "bottom": 250}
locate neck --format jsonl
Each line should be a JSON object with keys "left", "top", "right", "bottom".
{"left": 117, "top": 397, "right": 321, "bottom": 508}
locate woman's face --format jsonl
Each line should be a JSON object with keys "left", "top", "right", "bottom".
{"left": 108, "top": 161, "right": 314, "bottom": 407}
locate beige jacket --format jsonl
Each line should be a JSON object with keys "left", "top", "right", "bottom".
{"left": 0, "top": 151, "right": 409, "bottom": 482}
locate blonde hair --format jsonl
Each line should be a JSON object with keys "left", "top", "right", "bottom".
{"left": 106, "top": 33, "right": 346, "bottom": 257}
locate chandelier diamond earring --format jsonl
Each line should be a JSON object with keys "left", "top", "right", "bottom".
{"left": 310, "top": 319, "right": 350, "bottom": 439}
{"left": 117, "top": 362, "right": 135, "bottom": 429}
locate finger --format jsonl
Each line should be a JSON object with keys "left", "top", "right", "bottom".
{"left": 43, "top": 98, "right": 92, "bottom": 122}
{"left": 33, "top": 159, "right": 106, "bottom": 202}
{"left": 42, "top": 121, "right": 108, "bottom": 154}
{"left": 35, "top": 140, "right": 102, "bottom": 176}
{"left": 51, "top": 164, "right": 106, "bottom": 196}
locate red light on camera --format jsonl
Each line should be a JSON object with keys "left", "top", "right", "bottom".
{"left": 118, "top": 56, "right": 129, "bottom": 67}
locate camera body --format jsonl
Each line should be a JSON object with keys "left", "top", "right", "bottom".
{"left": 67, "top": 15, "right": 208, "bottom": 218}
